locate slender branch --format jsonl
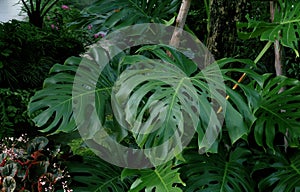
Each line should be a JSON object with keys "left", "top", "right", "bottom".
{"left": 217, "top": 41, "right": 273, "bottom": 114}
{"left": 36, "top": 0, "right": 41, "bottom": 13}
{"left": 169, "top": 0, "right": 192, "bottom": 49}
{"left": 21, "top": 0, "right": 32, "bottom": 15}
{"left": 29, "top": 0, "right": 34, "bottom": 12}
{"left": 204, "top": 0, "right": 210, "bottom": 33}
{"left": 271, "top": 0, "right": 288, "bottom": 151}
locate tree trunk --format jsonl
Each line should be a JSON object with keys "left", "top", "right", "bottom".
{"left": 206, "top": 0, "right": 246, "bottom": 59}
{"left": 21, "top": 0, "right": 60, "bottom": 28}
{"left": 29, "top": 11, "right": 44, "bottom": 28}
{"left": 270, "top": 1, "right": 283, "bottom": 77}
{"left": 169, "top": 0, "right": 192, "bottom": 48}
{"left": 270, "top": 1, "right": 287, "bottom": 150}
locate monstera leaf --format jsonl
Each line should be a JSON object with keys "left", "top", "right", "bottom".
{"left": 253, "top": 150, "right": 300, "bottom": 192}
{"left": 28, "top": 47, "right": 120, "bottom": 134}
{"left": 237, "top": 0, "right": 300, "bottom": 56}
{"left": 69, "top": 0, "right": 179, "bottom": 32}
{"left": 67, "top": 156, "right": 131, "bottom": 192}
{"left": 114, "top": 46, "right": 259, "bottom": 153}
{"left": 248, "top": 74, "right": 300, "bottom": 149}
{"left": 121, "top": 161, "right": 184, "bottom": 192}
{"left": 29, "top": 42, "right": 258, "bottom": 154}
{"left": 112, "top": 57, "right": 199, "bottom": 156}
{"left": 180, "top": 147, "right": 255, "bottom": 192}
{"left": 28, "top": 57, "right": 81, "bottom": 133}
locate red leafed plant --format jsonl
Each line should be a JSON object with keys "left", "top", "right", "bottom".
{"left": 0, "top": 135, "right": 73, "bottom": 192}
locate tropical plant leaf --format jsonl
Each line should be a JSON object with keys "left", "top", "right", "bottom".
{"left": 69, "top": 0, "right": 180, "bottom": 32}
{"left": 194, "top": 58, "right": 258, "bottom": 152}
{"left": 121, "top": 161, "right": 184, "bottom": 192}
{"left": 180, "top": 147, "right": 255, "bottom": 192}
{"left": 112, "top": 56, "right": 199, "bottom": 159}
{"left": 28, "top": 46, "right": 123, "bottom": 136}
{"left": 248, "top": 74, "right": 300, "bottom": 149}
{"left": 253, "top": 150, "right": 300, "bottom": 192}
{"left": 137, "top": 44, "right": 198, "bottom": 76}
{"left": 67, "top": 156, "right": 131, "bottom": 192}
{"left": 237, "top": 1, "right": 300, "bottom": 56}
{"left": 117, "top": 47, "right": 258, "bottom": 153}
{"left": 28, "top": 56, "right": 81, "bottom": 133}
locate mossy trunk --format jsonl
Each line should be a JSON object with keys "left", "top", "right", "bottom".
{"left": 206, "top": 0, "right": 246, "bottom": 59}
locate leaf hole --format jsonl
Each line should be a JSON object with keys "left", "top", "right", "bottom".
{"left": 208, "top": 170, "right": 218, "bottom": 174}
{"left": 295, "top": 31, "right": 299, "bottom": 39}
{"left": 209, "top": 180, "right": 219, "bottom": 185}
{"left": 227, "top": 182, "right": 234, "bottom": 190}
{"left": 182, "top": 91, "right": 193, "bottom": 101}
{"left": 191, "top": 105, "right": 198, "bottom": 114}
{"left": 228, "top": 173, "right": 236, "bottom": 179}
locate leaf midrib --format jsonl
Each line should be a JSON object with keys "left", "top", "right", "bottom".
{"left": 291, "top": 163, "right": 300, "bottom": 176}
{"left": 48, "top": 87, "right": 111, "bottom": 111}
{"left": 220, "top": 162, "right": 229, "bottom": 192}
{"left": 154, "top": 169, "right": 168, "bottom": 191}
{"left": 165, "top": 77, "right": 186, "bottom": 127}
{"left": 260, "top": 105, "right": 290, "bottom": 127}
{"left": 95, "top": 175, "right": 123, "bottom": 191}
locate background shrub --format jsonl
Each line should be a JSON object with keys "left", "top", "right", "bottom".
{"left": 0, "top": 20, "right": 85, "bottom": 89}
{"left": 0, "top": 88, "right": 38, "bottom": 139}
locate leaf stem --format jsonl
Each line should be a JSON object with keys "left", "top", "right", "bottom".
{"left": 217, "top": 41, "right": 272, "bottom": 113}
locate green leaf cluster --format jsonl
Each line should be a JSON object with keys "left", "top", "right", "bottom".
{"left": 25, "top": 0, "right": 300, "bottom": 191}
{"left": 237, "top": 0, "right": 300, "bottom": 56}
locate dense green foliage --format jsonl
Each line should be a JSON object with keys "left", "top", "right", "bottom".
{"left": 0, "top": 88, "right": 37, "bottom": 139}
{"left": 0, "top": 20, "right": 85, "bottom": 89}
{"left": 67, "top": 0, "right": 180, "bottom": 32}
{"left": 1, "top": 0, "right": 300, "bottom": 191}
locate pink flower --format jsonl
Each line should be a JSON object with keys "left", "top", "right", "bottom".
{"left": 99, "top": 31, "right": 106, "bottom": 38}
{"left": 94, "top": 31, "right": 107, "bottom": 38}
{"left": 87, "top": 25, "right": 93, "bottom": 30}
{"left": 51, "top": 24, "right": 55, "bottom": 29}
{"left": 61, "top": 5, "right": 69, "bottom": 10}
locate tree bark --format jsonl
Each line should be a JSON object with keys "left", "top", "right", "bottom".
{"left": 206, "top": 0, "right": 246, "bottom": 59}
{"left": 270, "top": 1, "right": 287, "bottom": 150}
{"left": 270, "top": 1, "right": 283, "bottom": 77}
{"left": 169, "top": 0, "right": 192, "bottom": 48}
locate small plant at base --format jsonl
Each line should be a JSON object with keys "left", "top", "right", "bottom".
{"left": 0, "top": 135, "right": 73, "bottom": 192}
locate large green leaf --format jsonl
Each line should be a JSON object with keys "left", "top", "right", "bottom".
{"left": 67, "top": 156, "right": 131, "bottom": 192}
{"left": 69, "top": 0, "right": 180, "bottom": 32}
{"left": 121, "top": 161, "right": 184, "bottom": 192}
{"left": 114, "top": 45, "right": 224, "bottom": 155}
{"left": 28, "top": 57, "right": 81, "bottom": 133}
{"left": 28, "top": 47, "right": 120, "bottom": 135}
{"left": 248, "top": 74, "right": 300, "bottom": 149}
{"left": 180, "top": 147, "right": 255, "bottom": 192}
{"left": 237, "top": 1, "right": 300, "bottom": 56}
{"left": 112, "top": 57, "right": 199, "bottom": 159}
{"left": 116, "top": 48, "right": 258, "bottom": 154}
{"left": 194, "top": 58, "right": 258, "bottom": 151}
{"left": 253, "top": 150, "right": 300, "bottom": 192}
